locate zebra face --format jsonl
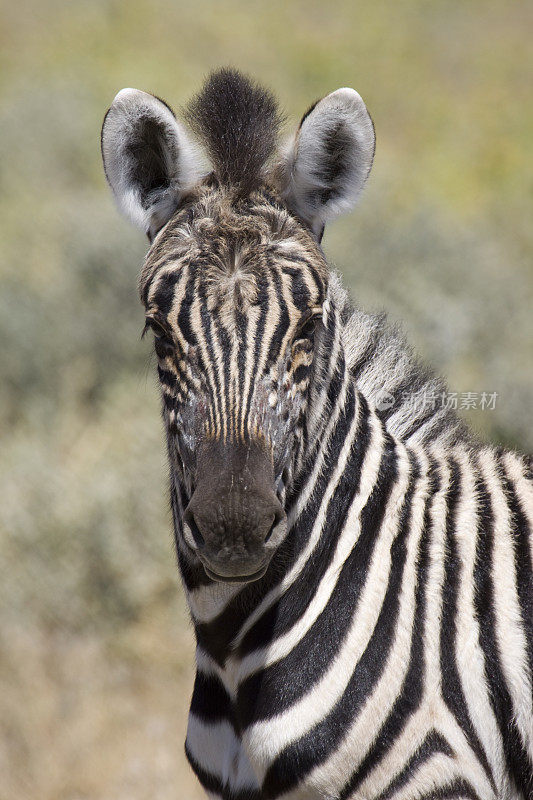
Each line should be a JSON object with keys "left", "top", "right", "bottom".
{"left": 101, "top": 69, "right": 375, "bottom": 581}
{"left": 141, "top": 193, "right": 327, "bottom": 581}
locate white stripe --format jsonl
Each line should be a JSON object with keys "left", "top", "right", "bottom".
{"left": 305, "top": 295, "right": 342, "bottom": 445}
{"left": 501, "top": 451, "right": 533, "bottom": 568}
{"left": 478, "top": 447, "right": 533, "bottom": 762}
{"left": 185, "top": 714, "right": 259, "bottom": 793}
{"left": 239, "top": 303, "right": 261, "bottom": 439}
{"left": 422, "top": 450, "right": 450, "bottom": 688}
{"left": 195, "top": 647, "right": 230, "bottom": 688}
{"left": 451, "top": 447, "right": 507, "bottom": 792}
{"left": 186, "top": 578, "right": 243, "bottom": 626}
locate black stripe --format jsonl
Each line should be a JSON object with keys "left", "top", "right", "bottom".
{"left": 265, "top": 261, "right": 290, "bottom": 365}
{"left": 196, "top": 278, "right": 225, "bottom": 434}
{"left": 315, "top": 295, "right": 337, "bottom": 389}
{"left": 242, "top": 268, "right": 270, "bottom": 434}
{"left": 171, "top": 481, "right": 211, "bottom": 590}
{"left": 190, "top": 671, "right": 233, "bottom": 724}
{"left": 140, "top": 250, "right": 187, "bottom": 304}
{"left": 351, "top": 334, "right": 381, "bottom": 381}
{"left": 176, "top": 269, "right": 196, "bottom": 343}
{"left": 400, "top": 399, "right": 444, "bottom": 443}
{"left": 275, "top": 252, "right": 326, "bottom": 303}
{"left": 292, "top": 363, "right": 310, "bottom": 384}
{"left": 439, "top": 457, "right": 496, "bottom": 791}
{"left": 210, "top": 312, "right": 233, "bottom": 434}
{"left": 162, "top": 391, "right": 176, "bottom": 412}
{"left": 498, "top": 455, "right": 533, "bottom": 672}
{"left": 157, "top": 365, "right": 177, "bottom": 388}
{"left": 375, "top": 729, "right": 453, "bottom": 800}
{"left": 291, "top": 301, "right": 344, "bottom": 482}
{"left": 416, "top": 777, "right": 482, "bottom": 800}
{"left": 283, "top": 266, "right": 311, "bottom": 311}
{"left": 377, "top": 370, "right": 425, "bottom": 422}
{"left": 473, "top": 461, "right": 533, "bottom": 795}
{"left": 184, "top": 746, "right": 223, "bottom": 796}
{"left": 286, "top": 359, "right": 350, "bottom": 513}
{"left": 152, "top": 271, "right": 180, "bottom": 315}
{"left": 176, "top": 543, "right": 211, "bottom": 589}
{"left": 235, "top": 306, "right": 247, "bottom": 435}
{"left": 295, "top": 349, "right": 346, "bottom": 488}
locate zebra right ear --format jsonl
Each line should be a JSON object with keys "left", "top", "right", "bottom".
{"left": 101, "top": 89, "right": 204, "bottom": 240}
{"left": 275, "top": 88, "right": 375, "bottom": 239}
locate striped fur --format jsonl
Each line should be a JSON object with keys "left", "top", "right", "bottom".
{"left": 102, "top": 71, "right": 533, "bottom": 799}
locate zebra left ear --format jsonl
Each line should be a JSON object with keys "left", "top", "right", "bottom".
{"left": 275, "top": 88, "right": 375, "bottom": 238}
{"left": 101, "top": 88, "right": 204, "bottom": 241}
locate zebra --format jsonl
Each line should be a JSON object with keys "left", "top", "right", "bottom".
{"left": 101, "top": 69, "right": 533, "bottom": 799}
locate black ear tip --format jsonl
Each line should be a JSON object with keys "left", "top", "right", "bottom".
{"left": 299, "top": 98, "right": 320, "bottom": 128}
{"left": 151, "top": 93, "right": 177, "bottom": 118}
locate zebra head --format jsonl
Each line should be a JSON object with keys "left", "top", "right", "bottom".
{"left": 101, "top": 70, "right": 375, "bottom": 583}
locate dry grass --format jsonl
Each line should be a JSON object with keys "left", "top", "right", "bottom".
{"left": 0, "top": 607, "right": 204, "bottom": 800}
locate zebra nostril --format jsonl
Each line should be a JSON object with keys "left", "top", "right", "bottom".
{"left": 264, "top": 500, "right": 286, "bottom": 545}
{"left": 276, "top": 466, "right": 290, "bottom": 499}
{"left": 264, "top": 518, "right": 277, "bottom": 543}
{"left": 183, "top": 510, "right": 205, "bottom": 549}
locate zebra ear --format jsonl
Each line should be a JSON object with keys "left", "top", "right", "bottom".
{"left": 101, "top": 88, "right": 204, "bottom": 240}
{"left": 276, "top": 89, "right": 375, "bottom": 238}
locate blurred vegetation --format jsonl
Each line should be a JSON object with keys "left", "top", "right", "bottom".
{"left": 0, "top": 1, "right": 531, "bottom": 797}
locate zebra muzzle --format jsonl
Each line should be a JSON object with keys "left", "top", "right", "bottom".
{"left": 182, "top": 438, "right": 287, "bottom": 582}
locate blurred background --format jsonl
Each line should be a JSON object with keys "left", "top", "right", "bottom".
{"left": 0, "top": 1, "right": 531, "bottom": 797}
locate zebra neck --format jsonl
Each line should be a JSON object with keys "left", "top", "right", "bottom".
{"left": 326, "top": 272, "right": 469, "bottom": 447}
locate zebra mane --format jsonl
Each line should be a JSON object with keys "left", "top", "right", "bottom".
{"left": 328, "top": 273, "right": 470, "bottom": 446}
{"left": 185, "top": 68, "right": 283, "bottom": 193}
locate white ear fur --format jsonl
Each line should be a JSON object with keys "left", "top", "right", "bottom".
{"left": 101, "top": 88, "right": 204, "bottom": 238}
{"left": 278, "top": 88, "right": 375, "bottom": 236}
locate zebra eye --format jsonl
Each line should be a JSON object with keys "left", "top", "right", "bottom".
{"left": 143, "top": 316, "right": 175, "bottom": 358}
{"left": 294, "top": 310, "right": 321, "bottom": 342}
{"left": 144, "top": 316, "right": 173, "bottom": 342}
